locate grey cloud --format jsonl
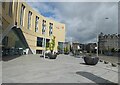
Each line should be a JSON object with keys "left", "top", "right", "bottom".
{"left": 27, "top": 2, "right": 118, "bottom": 43}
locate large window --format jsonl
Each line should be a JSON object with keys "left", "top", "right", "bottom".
{"left": 49, "top": 23, "right": 53, "bottom": 36}
{"left": 28, "top": 11, "right": 32, "bottom": 29}
{"left": 36, "top": 50, "right": 42, "bottom": 54}
{"left": 58, "top": 42, "right": 64, "bottom": 53}
{"left": 37, "top": 37, "right": 43, "bottom": 47}
{"left": 42, "top": 20, "right": 46, "bottom": 34}
{"left": 35, "top": 16, "right": 39, "bottom": 32}
{"left": 9, "top": 2, "right": 13, "bottom": 17}
{"left": 20, "top": 4, "right": 25, "bottom": 26}
{"left": 46, "top": 39, "right": 50, "bottom": 48}
{"left": 2, "top": 2, "right": 5, "bottom": 9}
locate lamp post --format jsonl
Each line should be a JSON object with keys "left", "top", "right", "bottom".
{"left": 96, "top": 17, "right": 109, "bottom": 57}
{"left": 96, "top": 34, "right": 98, "bottom": 57}
{"left": 95, "top": 18, "right": 99, "bottom": 57}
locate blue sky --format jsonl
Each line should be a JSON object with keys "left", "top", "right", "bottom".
{"left": 27, "top": 1, "right": 118, "bottom": 44}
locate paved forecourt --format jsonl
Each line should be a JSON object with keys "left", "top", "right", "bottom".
{"left": 2, "top": 54, "right": 119, "bottom": 83}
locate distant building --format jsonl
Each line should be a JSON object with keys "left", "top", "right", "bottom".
{"left": 85, "top": 43, "right": 97, "bottom": 53}
{"left": 71, "top": 42, "right": 97, "bottom": 53}
{"left": 98, "top": 32, "right": 120, "bottom": 54}
{"left": 72, "top": 42, "right": 81, "bottom": 51}
{"left": 64, "top": 42, "right": 70, "bottom": 52}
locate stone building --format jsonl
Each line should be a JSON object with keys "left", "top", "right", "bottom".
{"left": 84, "top": 43, "right": 97, "bottom": 53}
{"left": 98, "top": 32, "right": 120, "bottom": 54}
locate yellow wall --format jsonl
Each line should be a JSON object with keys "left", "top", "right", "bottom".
{"left": 2, "top": 1, "right": 65, "bottom": 54}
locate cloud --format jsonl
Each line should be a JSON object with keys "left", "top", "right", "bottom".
{"left": 27, "top": 2, "right": 118, "bottom": 44}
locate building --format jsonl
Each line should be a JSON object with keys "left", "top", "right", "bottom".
{"left": 85, "top": 43, "right": 97, "bottom": 53}
{"left": 98, "top": 32, "right": 120, "bottom": 54}
{"left": 1, "top": 1, "right": 65, "bottom": 55}
{"left": 64, "top": 42, "right": 70, "bottom": 52}
{"left": 71, "top": 42, "right": 81, "bottom": 51}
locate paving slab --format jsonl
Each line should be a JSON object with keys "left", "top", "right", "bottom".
{"left": 0, "top": 61, "right": 2, "bottom": 84}
{"left": 2, "top": 54, "right": 119, "bottom": 83}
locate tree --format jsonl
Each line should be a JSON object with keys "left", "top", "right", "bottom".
{"left": 64, "top": 46, "right": 69, "bottom": 53}
{"left": 57, "top": 45, "right": 61, "bottom": 52}
{"left": 49, "top": 36, "right": 55, "bottom": 53}
{"left": 46, "top": 42, "right": 49, "bottom": 50}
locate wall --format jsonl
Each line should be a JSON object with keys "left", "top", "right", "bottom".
{"left": 2, "top": 1, "right": 65, "bottom": 54}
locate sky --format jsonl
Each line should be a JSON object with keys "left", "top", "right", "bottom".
{"left": 26, "top": 1, "right": 118, "bottom": 44}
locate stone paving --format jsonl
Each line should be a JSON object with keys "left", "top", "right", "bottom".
{"left": 0, "top": 61, "right": 2, "bottom": 84}
{"left": 2, "top": 54, "right": 119, "bottom": 83}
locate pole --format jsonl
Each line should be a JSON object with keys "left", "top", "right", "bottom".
{"left": 97, "top": 34, "right": 98, "bottom": 57}
{"left": 95, "top": 17, "right": 98, "bottom": 57}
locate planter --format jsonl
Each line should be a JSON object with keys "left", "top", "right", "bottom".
{"left": 48, "top": 53, "right": 57, "bottom": 59}
{"left": 104, "top": 61, "right": 109, "bottom": 64}
{"left": 56, "top": 52, "right": 59, "bottom": 55}
{"left": 64, "top": 52, "right": 69, "bottom": 55}
{"left": 99, "top": 59, "right": 103, "bottom": 62}
{"left": 83, "top": 56, "right": 99, "bottom": 65}
{"left": 111, "top": 63, "right": 117, "bottom": 67}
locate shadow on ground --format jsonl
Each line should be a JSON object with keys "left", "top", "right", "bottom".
{"left": 76, "top": 71, "right": 118, "bottom": 85}
{"left": 2, "top": 55, "right": 21, "bottom": 61}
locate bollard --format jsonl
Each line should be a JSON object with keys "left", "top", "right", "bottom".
{"left": 111, "top": 63, "right": 117, "bottom": 67}
{"left": 104, "top": 61, "right": 109, "bottom": 64}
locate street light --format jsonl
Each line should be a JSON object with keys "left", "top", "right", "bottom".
{"left": 96, "top": 17, "right": 109, "bottom": 57}
{"left": 96, "top": 34, "right": 98, "bottom": 57}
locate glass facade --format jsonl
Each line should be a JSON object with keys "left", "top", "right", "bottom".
{"left": 2, "top": 29, "right": 27, "bottom": 56}
{"left": 37, "top": 37, "right": 43, "bottom": 47}
{"left": 46, "top": 39, "right": 50, "bottom": 48}
{"left": 2, "top": 2, "right": 5, "bottom": 9}
{"left": 58, "top": 42, "right": 64, "bottom": 53}
{"left": 37, "top": 37, "right": 50, "bottom": 48}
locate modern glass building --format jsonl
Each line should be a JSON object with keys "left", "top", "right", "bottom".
{"left": 1, "top": 0, "right": 65, "bottom": 55}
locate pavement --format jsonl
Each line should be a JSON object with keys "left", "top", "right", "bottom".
{"left": 98, "top": 55, "right": 118, "bottom": 64}
{"left": 1, "top": 54, "right": 119, "bottom": 83}
{"left": 0, "top": 61, "right": 2, "bottom": 84}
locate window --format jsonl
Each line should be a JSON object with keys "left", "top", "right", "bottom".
{"left": 36, "top": 50, "right": 42, "bottom": 54}
{"left": 28, "top": 11, "right": 32, "bottom": 29}
{"left": 2, "top": 2, "right": 5, "bottom": 9}
{"left": 49, "top": 23, "right": 53, "bottom": 36}
{"left": 35, "top": 16, "right": 39, "bottom": 32}
{"left": 37, "top": 37, "right": 43, "bottom": 47}
{"left": 20, "top": 4, "right": 25, "bottom": 26}
{"left": 42, "top": 20, "right": 46, "bottom": 34}
{"left": 46, "top": 39, "right": 50, "bottom": 48}
{"left": 9, "top": 2, "right": 13, "bottom": 17}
